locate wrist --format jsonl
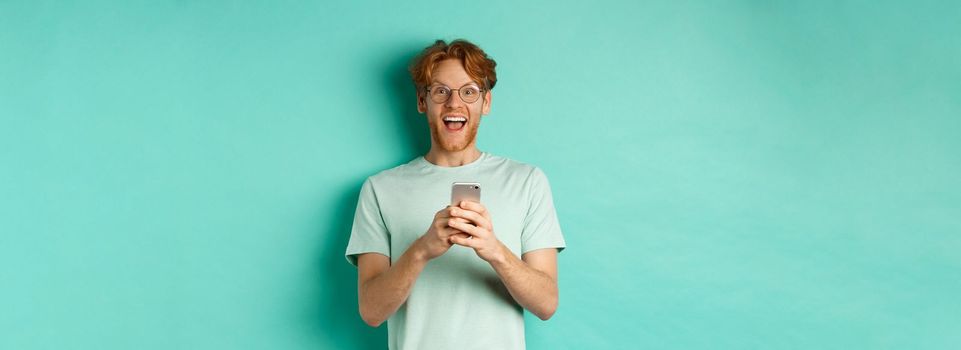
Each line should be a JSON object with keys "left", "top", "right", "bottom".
{"left": 410, "top": 236, "right": 431, "bottom": 263}
{"left": 487, "top": 241, "right": 511, "bottom": 266}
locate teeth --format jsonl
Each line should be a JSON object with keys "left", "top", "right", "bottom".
{"left": 443, "top": 116, "right": 467, "bottom": 122}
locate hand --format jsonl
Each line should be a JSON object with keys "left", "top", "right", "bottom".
{"left": 447, "top": 201, "right": 507, "bottom": 263}
{"left": 415, "top": 206, "right": 470, "bottom": 261}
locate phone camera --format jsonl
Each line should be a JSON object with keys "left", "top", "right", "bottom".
{"left": 473, "top": 186, "right": 479, "bottom": 189}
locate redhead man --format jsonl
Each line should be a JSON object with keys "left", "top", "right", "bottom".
{"left": 345, "top": 39, "right": 566, "bottom": 350}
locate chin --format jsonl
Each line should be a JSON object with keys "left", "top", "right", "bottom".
{"left": 440, "top": 142, "right": 470, "bottom": 152}
{"left": 429, "top": 124, "right": 478, "bottom": 153}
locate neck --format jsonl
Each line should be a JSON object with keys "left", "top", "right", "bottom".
{"left": 424, "top": 146, "right": 482, "bottom": 167}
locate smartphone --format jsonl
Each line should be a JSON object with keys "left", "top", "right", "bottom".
{"left": 451, "top": 182, "right": 481, "bottom": 206}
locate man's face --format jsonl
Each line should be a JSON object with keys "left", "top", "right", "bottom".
{"left": 417, "top": 59, "right": 492, "bottom": 153}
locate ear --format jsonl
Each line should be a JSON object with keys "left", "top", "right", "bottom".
{"left": 481, "top": 90, "right": 492, "bottom": 115}
{"left": 417, "top": 92, "right": 427, "bottom": 114}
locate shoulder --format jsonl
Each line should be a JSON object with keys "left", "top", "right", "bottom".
{"left": 366, "top": 157, "right": 424, "bottom": 185}
{"left": 484, "top": 153, "right": 538, "bottom": 174}
{"left": 483, "top": 153, "right": 551, "bottom": 185}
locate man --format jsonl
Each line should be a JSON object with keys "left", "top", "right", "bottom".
{"left": 345, "top": 39, "right": 566, "bottom": 350}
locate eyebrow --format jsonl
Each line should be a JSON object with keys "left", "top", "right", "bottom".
{"left": 429, "top": 81, "right": 480, "bottom": 88}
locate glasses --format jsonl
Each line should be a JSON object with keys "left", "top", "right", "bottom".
{"left": 424, "top": 84, "right": 486, "bottom": 104}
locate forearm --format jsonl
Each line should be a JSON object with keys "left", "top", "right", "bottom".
{"left": 359, "top": 246, "right": 427, "bottom": 326}
{"left": 489, "top": 246, "right": 558, "bottom": 320}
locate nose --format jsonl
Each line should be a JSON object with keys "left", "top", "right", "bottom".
{"left": 444, "top": 90, "right": 466, "bottom": 108}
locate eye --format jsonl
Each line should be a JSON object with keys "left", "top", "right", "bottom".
{"left": 433, "top": 87, "right": 451, "bottom": 95}
{"left": 463, "top": 88, "right": 477, "bottom": 96}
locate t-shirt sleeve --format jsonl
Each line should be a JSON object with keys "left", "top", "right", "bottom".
{"left": 344, "top": 178, "right": 391, "bottom": 266}
{"left": 520, "top": 167, "right": 566, "bottom": 254}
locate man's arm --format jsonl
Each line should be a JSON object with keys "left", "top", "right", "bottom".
{"left": 356, "top": 206, "right": 467, "bottom": 327}
{"left": 447, "top": 201, "right": 560, "bottom": 320}
{"left": 356, "top": 250, "right": 427, "bottom": 327}
{"left": 491, "top": 247, "right": 559, "bottom": 320}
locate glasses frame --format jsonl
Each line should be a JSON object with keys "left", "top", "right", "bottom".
{"left": 424, "top": 83, "right": 487, "bottom": 104}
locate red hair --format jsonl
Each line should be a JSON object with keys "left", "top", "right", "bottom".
{"left": 408, "top": 39, "right": 498, "bottom": 94}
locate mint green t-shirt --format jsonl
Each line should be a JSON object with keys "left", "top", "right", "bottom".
{"left": 345, "top": 152, "right": 566, "bottom": 350}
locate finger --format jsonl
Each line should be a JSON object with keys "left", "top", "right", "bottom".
{"left": 448, "top": 217, "right": 470, "bottom": 225}
{"left": 459, "top": 201, "right": 489, "bottom": 218}
{"left": 438, "top": 226, "right": 465, "bottom": 237}
{"left": 442, "top": 203, "right": 464, "bottom": 212}
{"left": 448, "top": 233, "right": 471, "bottom": 244}
{"left": 448, "top": 219, "right": 486, "bottom": 238}
{"left": 450, "top": 234, "right": 479, "bottom": 248}
{"left": 439, "top": 218, "right": 469, "bottom": 233}
{"left": 446, "top": 226, "right": 466, "bottom": 234}
{"left": 449, "top": 207, "right": 491, "bottom": 230}
{"left": 437, "top": 218, "right": 467, "bottom": 229}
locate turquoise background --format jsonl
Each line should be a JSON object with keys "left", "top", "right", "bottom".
{"left": 2, "top": 1, "right": 960, "bottom": 349}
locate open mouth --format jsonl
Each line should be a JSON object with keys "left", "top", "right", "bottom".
{"left": 443, "top": 115, "right": 467, "bottom": 131}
